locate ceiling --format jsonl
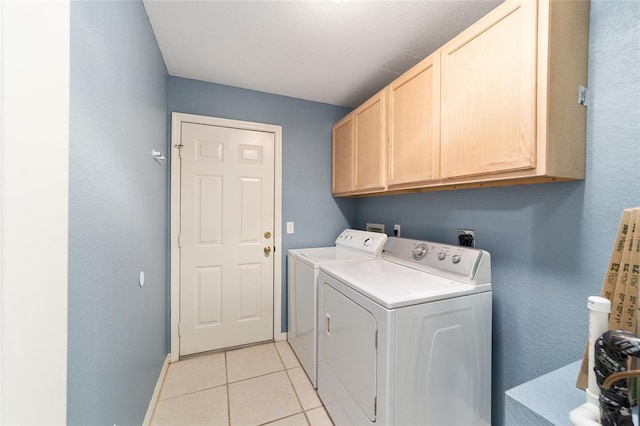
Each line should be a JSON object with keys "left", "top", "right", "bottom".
{"left": 143, "top": 0, "right": 502, "bottom": 108}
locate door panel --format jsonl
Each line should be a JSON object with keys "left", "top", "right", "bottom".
{"left": 180, "top": 122, "right": 275, "bottom": 355}
{"left": 388, "top": 52, "right": 441, "bottom": 187}
{"left": 197, "top": 176, "right": 222, "bottom": 243}
{"left": 440, "top": 1, "right": 536, "bottom": 178}
{"left": 197, "top": 267, "right": 222, "bottom": 324}
{"left": 354, "top": 91, "right": 386, "bottom": 192}
{"left": 332, "top": 117, "right": 355, "bottom": 194}
{"left": 322, "top": 284, "right": 377, "bottom": 422}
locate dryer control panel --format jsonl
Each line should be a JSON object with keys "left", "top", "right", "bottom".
{"left": 382, "top": 237, "right": 491, "bottom": 284}
{"left": 334, "top": 229, "right": 388, "bottom": 256}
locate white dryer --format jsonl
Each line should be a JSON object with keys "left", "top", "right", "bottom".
{"left": 287, "top": 229, "right": 387, "bottom": 387}
{"left": 317, "top": 237, "right": 492, "bottom": 426}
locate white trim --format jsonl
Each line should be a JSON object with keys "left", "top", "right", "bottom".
{"left": 0, "top": 1, "right": 5, "bottom": 416}
{"left": 0, "top": 1, "right": 69, "bottom": 422}
{"left": 142, "top": 354, "right": 171, "bottom": 426}
{"left": 170, "top": 112, "right": 283, "bottom": 362}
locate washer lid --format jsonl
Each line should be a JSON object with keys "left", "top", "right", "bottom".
{"left": 289, "top": 246, "right": 376, "bottom": 268}
{"left": 320, "top": 259, "right": 491, "bottom": 309}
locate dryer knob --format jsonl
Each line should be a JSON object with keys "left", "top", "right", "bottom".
{"left": 412, "top": 244, "right": 427, "bottom": 260}
{"left": 438, "top": 252, "right": 446, "bottom": 261}
{"left": 452, "top": 254, "right": 461, "bottom": 264}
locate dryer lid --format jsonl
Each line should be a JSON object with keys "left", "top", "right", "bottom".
{"left": 320, "top": 259, "right": 491, "bottom": 309}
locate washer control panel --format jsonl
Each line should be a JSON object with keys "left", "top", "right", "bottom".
{"left": 335, "top": 229, "right": 388, "bottom": 256}
{"left": 412, "top": 244, "right": 428, "bottom": 260}
{"left": 383, "top": 237, "right": 490, "bottom": 282}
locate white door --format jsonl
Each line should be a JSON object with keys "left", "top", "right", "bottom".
{"left": 179, "top": 122, "right": 275, "bottom": 356}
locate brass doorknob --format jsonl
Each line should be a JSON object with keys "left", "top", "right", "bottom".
{"left": 264, "top": 246, "right": 272, "bottom": 255}
{"left": 264, "top": 231, "right": 271, "bottom": 239}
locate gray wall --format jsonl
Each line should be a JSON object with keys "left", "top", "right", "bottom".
{"left": 168, "top": 77, "right": 356, "bottom": 329}
{"left": 353, "top": 2, "right": 640, "bottom": 425}
{"left": 68, "top": 1, "right": 168, "bottom": 424}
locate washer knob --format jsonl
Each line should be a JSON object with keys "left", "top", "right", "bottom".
{"left": 364, "top": 238, "right": 372, "bottom": 246}
{"left": 412, "top": 244, "right": 427, "bottom": 260}
{"left": 452, "top": 254, "right": 461, "bottom": 264}
{"left": 438, "top": 252, "right": 446, "bottom": 261}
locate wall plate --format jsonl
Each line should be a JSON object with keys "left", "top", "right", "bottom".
{"left": 366, "top": 223, "right": 385, "bottom": 233}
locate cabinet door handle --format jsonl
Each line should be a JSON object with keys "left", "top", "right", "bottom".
{"left": 326, "top": 313, "right": 331, "bottom": 336}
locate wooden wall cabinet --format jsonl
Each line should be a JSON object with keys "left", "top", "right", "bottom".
{"left": 440, "top": 0, "right": 589, "bottom": 187}
{"left": 332, "top": 115, "right": 355, "bottom": 195}
{"left": 388, "top": 52, "right": 441, "bottom": 189}
{"left": 332, "top": 0, "right": 589, "bottom": 197}
{"left": 332, "top": 90, "right": 387, "bottom": 196}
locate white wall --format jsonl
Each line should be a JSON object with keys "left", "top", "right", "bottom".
{"left": 0, "top": 1, "right": 69, "bottom": 423}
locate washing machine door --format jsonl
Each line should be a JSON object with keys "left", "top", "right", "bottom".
{"left": 320, "top": 283, "right": 377, "bottom": 422}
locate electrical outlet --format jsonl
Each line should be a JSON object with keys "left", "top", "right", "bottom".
{"left": 457, "top": 229, "right": 475, "bottom": 247}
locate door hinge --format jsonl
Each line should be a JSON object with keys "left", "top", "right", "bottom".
{"left": 375, "top": 330, "right": 378, "bottom": 349}
{"left": 174, "top": 143, "right": 183, "bottom": 159}
{"left": 578, "top": 85, "right": 588, "bottom": 107}
{"left": 374, "top": 396, "right": 377, "bottom": 416}
{"left": 178, "top": 323, "right": 182, "bottom": 336}
{"left": 178, "top": 234, "right": 182, "bottom": 248}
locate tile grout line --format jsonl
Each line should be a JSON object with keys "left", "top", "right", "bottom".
{"left": 228, "top": 342, "right": 293, "bottom": 425}
{"left": 277, "top": 342, "right": 314, "bottom": 426}
{"left": 272, "top": 343, "right": 307, "bottom": 423}
{"left": 157, "top": 383, "right": 227, "bottom": 402}
{"left": 257, "top": 412, "right": 308, "bottom": 426}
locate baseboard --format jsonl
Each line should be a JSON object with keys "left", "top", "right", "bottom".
{"left": 142, "top": 353, "right": 171, "bottom": 426}
{"left": 277, "top": 332, "right": 287, "bottom": 342}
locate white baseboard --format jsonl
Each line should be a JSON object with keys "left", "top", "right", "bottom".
{"left": 277, "top": 332, "right": 287, "bottom": 342}
{"left": 142, "top": 353, "right": 171, "bottom": 426}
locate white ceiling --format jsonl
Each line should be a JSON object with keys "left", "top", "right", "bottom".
{"left": 143, "top": 0, "right": 502, "bottom": 108}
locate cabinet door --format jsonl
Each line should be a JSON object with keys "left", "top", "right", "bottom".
{"left": 440, "top": 0, "right": 537, "bottom": 179}
{"left": 388, "top": 52, "right": 440, "bottom": 188}
{"left": 354, "top": 91, "right": 386, "bottom": 192}
{"left": 332, "top": 115, "right": 355, "bottom": 195}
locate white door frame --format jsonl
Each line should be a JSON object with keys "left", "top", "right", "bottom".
{"left": 170, "top": 112, "right": 283, "bottom": 363}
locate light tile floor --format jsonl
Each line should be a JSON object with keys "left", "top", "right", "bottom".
{"left": 151, "top": 341, "right": 334, "bottom": 426}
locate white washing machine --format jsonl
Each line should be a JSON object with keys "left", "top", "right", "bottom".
{"left": 317, "top": 237, "right": 492, "bottom": 426}
{"left": 287, "top": 229, "right": 387, "bottom": 387}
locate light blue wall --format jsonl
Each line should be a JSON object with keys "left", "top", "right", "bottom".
{"left": 67, "top": 1, "right": 638, "bottom": 424}
{"left": 168, "top": 77, "right": 356, "bottom": 329}
{"left": 353, "top": 2, "right": 640, "bottom": 425}
{"left": 68, "top": 1, "right": 168, "bottom": 424}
